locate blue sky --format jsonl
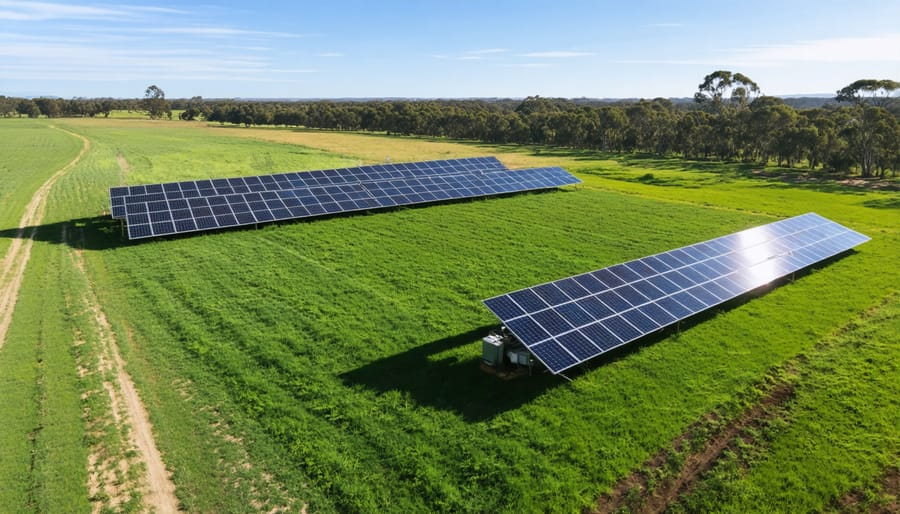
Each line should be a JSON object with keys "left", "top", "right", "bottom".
{"left": 2, "top": 0, "right": 899, "bottom": 99}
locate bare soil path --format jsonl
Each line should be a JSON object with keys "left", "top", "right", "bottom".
{"left": 0, "top": 127, "right": 89, "bottom": 349}
{"left": 0, "top": 126, "right": 180, "bottom": 512}
{"left": 68, "top": 242, "right": 180, "bottom": 513}
{"left": 593, "top": 382, "right": 794, "bottom": 514}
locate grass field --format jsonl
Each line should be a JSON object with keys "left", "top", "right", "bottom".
{"left": 0, "top": 118, "right": 897, "bottom": 513}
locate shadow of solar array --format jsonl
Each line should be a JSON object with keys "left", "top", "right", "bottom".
{"left": 108, "top": 157, "right": 580, "bottom": 240}
{"left": 483, "top": 213, "right": 870, "bottom": 374}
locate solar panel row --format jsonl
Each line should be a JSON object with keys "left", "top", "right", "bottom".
{"left": 483, "top": 213, "right": 870, "bottom": 374}
{"left": 110, "top": 156, "right": 507, "bottom": 218}
{"left": 110, "top": 157, "right": 581, "bottom": 239}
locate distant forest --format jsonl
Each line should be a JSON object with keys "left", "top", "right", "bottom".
{"left": 3, "top": 74, "right": 898, "bottom": 178}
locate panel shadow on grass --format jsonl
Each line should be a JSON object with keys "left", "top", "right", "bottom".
{"left": 0, "top": 215, "right": 126, "bottom": 251}
{"left": 340, "top": 325, "right": 563, "bottom": 423}
{"left": 342, "top": 249, "right": 862, "bottom": 422}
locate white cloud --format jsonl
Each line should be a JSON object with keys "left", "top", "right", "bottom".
{"left": 731, "top": 33, "right": 900, "bottom": 65}
{"left": 614, "top": 33, "right": 900, "bottom": 69}
{"left": 645, "top": 23, "right": 684, "bottom": 28}
{"left": 0, "top": 37, "right": 317, "bottom": 84}
{"left": 432, "top": 48, "right": 508, "bottom": 61}
{"left": 0, "top": 0, "right": 184, "bottom": 21}
{"left": 467, "top": 48, "right": 507, "bottom": 55}
{"left": 139, "top": 26, "right": 307, "bottom": 38}
{"left": 519, "top": 51, "right": 593, "bottom": 58}
{"left": 318, "top": 52, "right": 344, "bottom": 57}
{"left": 503, "top": 63, "right": 551, "bottom": 68}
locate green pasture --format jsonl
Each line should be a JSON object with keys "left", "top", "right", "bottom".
{"left": 0, "top": 118, "right": 897, "bottom": 512}
{"left": 0, "top": 119, "right": 82, "bottom": 255}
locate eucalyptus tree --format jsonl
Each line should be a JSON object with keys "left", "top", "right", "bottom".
{"left": 142, "top": 85, "right": 171, "bottom": 119}
{"left": 694, "top": 71, "right": 761, "bottom": 160}
{"left": 835, "top": 79, "right": 900, "bottom": 107}
{"left": 835, "top": 79, "right": 900, "bottom": 176}
{"left": 694, "top": 70, "right": 761, "bottom": 112}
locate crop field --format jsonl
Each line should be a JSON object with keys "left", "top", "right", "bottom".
{"left": 0, "top": 118, "right": 897, "bottom": 513}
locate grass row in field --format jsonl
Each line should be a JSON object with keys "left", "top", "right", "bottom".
{"left": 49, "top": 119, "right": 318, "bottom": 512}
{"left": 0, "top": 233, "right": 91, "bottom": 511}
{"left": 0, "top": 119, "right": 82, "bottom": 255}
{"left": 86, "top": 185, "right": 895, "bottom": 512}
{"left": 73, "top": 121, "right": 899, "bottom": 511}
{"left": 3, "top": 119, "right": 897, "bottom": 512}
{"left": 670, "top": 293, "right": 900, "bottom": 512}
{"left": 57, "top": 118, "right": 366, "bottom": 188}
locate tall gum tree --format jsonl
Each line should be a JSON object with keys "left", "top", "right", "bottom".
{"left": 142, "top": 85, "right": 171, "bottom": 120}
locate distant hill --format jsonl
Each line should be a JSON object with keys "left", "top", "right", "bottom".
{"left": 779, "top": 96, "right": 839, "bottom": 109}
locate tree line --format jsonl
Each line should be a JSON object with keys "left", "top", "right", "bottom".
{"left": 2, "top": 73, "right": 898, "bottom": 177}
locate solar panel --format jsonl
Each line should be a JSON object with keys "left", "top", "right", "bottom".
{"left": 109, "top": 156, "right": 508, "bottom": 219}
{"left": 483, "top": 213, "right": 870, "bottom": 374}
{"left": 111, "top": 158, "right": 580, "bottom": 239}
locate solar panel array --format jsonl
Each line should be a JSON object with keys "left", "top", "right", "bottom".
{"left": 109, "top": 157, "right": 580, "bottom": 240}
{"left": 483, "top": 213, "right": 870, "bottom": 375}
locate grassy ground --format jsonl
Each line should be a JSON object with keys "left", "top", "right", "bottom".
{"left": 0, "top": 118, "right": 897, "bottom": 512}
{"left": 669, "top": 293, "right": 900, "bottom": 513}
{"left": 0, "top": 122, "right": 89, "bottom": 511}
{"left": 0, "top": 119, "right": 82, "bottom": 255}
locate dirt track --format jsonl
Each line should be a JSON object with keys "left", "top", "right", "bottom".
{"left": 69, "top": 243, "right": 180, "bottom": 513}
{"left": 0, "top": 128, "right": 180, "bottom": 512}
{"left": 0, "top": 127, "right": 89, "bottom": 348}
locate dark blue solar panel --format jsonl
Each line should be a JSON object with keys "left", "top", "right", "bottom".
{"left": 686, "top": 285, "right": 720, "bottom": 307}
{"left": 555, "top": 278, "right": 589, "bottom": 300}
{"left": 647, "top": 274, "right": 680, "bottom": 295}
{"left": 484, "top": 213, "right": 869, "bottom": 374}
{"left": 597, "top": 290, "right": 631, "bottom": 312}
{"left": 575, "top": 296, "right": 615, "bottom": 320}
{"left": 637, "top": 302, "right": 678, "bottom": 327}
{"left": 114, "top": 159, "right": 580, "bottom": 239}
{"left": 530, "top": 341, "right": 577, "bottom": 371}
{"left": 506, "top": 317, "right": 550, "bottom": 346}
{"left": 599, "top": 316, "right": 642, "bottom": 343}
{"left": 579, "top": 323, "right": 621, "bottom": 350}
{"left": 632, "top": 280, "right": 666, "bottom": 301}
{"left": 620, "top": 309, "right": 659, "bottom": 334}
{"left": 532, "top": 283, "right": 571, "bottom": 305}
{"left": 654, "top": 296, "right": 693, "bottom": 319}
{"left": 555, "top": 302, "right": 595, "bottom": 328}
{"left": 556, "top": 331, "right": 601, "bottom": 360}
{"left": 531, "top": 309, "right": 572, "bottom": 334}
{"left": 572, "top": 273, "right": 605, "bottom": 293}
{"left": 509, "top": 289, "right": 546, "bottom": 312}
{"left": 616, "top": 285, "right": 650, "bottom": 307}
{"left": 592, "top": 269, "right": 625, "bottom": 288}
{"left": 483, "top": 296, "right": 524, "bottom": 320}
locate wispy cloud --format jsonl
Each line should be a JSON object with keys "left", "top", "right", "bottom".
{"left": 138, "top": 26, "right": 308, "bottom": 38}
{"left": 0, "top": 0, "right": 184, "bottom": 21}
{"left": 432, "top": 48, "right": 508, "bottom": 61}
{"left": 731, "top": 33, "right": 900, "bottom": 64}
{"left": 613, "top": 58, "right": 719, "bottom": 65}
{"left": 467, "top": 48, "right": 507, "bottom": 55}
{"left": 519, "top": 51, "right": 593, "bottom": 58}
{"left": 503, "top": 62, "right": 551, "bottom": 68}
{"left": 0, "top": 36, "right": 317, "bottom": 84}
{"left": 616, "top": 33, "right": 900, "bottom": 68}
{"left": 645, "top": 22, "right": 684, "bottom": 28}
{"left": 318, "top": 52, "right": 344, "bottom": 58}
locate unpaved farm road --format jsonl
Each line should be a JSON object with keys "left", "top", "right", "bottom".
{"left": 0, "top": 127, "right": 89, "bottom": 348}
{"left": 0, "top": 127, "right": 180, "bottom": 512}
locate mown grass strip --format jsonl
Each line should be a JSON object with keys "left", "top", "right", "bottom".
{"left": 4, "top": 119, "right": 896, "bottom": 512}
{"left": 668, "top": 293, "right": 900, "bottom": 512}
{"left": 0, "top": 120, "right": 82, "bottom": 255}
{"left": 0, "top": 234, "right": 91, "bottom": 512}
